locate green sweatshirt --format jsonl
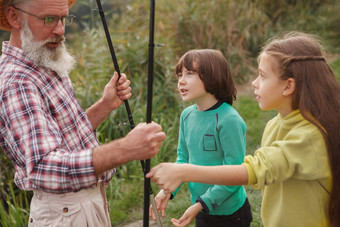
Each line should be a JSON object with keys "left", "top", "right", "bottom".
{"left": 175, "top": 103, "right": 247, "bottom": 215}
{"left": 243, "top": 110, "right": 331, "bottom": 227}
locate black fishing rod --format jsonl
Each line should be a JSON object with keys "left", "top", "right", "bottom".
{"left": 95, "top": 0, "right": 135, "bottom": 130}
{"left": 94, "top": 0, "right": 161, "bottom": 226}
{"left": 144, "top": 1, "right": 162, "bottom": 226}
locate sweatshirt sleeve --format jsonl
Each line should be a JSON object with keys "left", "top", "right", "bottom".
{"left": 243, "top": 123, "right": 329, "bottom": 189}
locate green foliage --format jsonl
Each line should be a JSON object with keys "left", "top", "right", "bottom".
{"left": 0, "top": 150, "right": 32, "bottom": 226}
{"left": 255, "top": 0, "right": 329, "bottom": 26}
{"left": 0, "top": 182, "right": 30, "bottom": 227}
{"left": 167, "top": 0, "right": 269, "bottom": 83}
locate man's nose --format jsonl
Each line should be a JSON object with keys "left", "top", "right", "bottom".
{"left": 52, "top": 20, "right": 65, "bottom": 36}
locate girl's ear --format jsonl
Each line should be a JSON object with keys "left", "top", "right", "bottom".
{"left": 6, "top": 6, "right": 22, "bottom": 30}
{"left": 283, "top": 78, "right": 296, "bottom": 96}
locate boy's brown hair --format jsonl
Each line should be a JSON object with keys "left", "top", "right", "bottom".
{"left": 176, "top": 49, "right": 237, "bottom": 105}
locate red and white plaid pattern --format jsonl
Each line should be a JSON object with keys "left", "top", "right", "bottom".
{"left": 0, "top": 42, "right": 114, "bottom": 193}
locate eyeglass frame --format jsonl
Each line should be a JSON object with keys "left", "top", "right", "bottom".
{"left": 12, "top": 6, "right": 75, "bottom": 28}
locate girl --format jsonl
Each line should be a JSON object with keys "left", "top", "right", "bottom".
{"left": 147, "top": 32, "right": 340, "bottom": 227}
{"left": 150, "top": 49, "right": 252, "bottom": 227}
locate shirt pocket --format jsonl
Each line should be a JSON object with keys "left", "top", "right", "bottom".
{"left": 203, "top": 134, "right": 217, "bottom": 151}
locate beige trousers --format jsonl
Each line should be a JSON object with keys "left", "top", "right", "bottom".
{"left": 28, "top": 184, "right": 111, "bottom": 227}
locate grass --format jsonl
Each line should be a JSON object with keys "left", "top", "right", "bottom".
{"left": 0, "top": 183, "right": 30, "bottom": 227}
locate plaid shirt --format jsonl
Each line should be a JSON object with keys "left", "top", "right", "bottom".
{"left": 0, "top": 42, "right": 114, "bottom": 193}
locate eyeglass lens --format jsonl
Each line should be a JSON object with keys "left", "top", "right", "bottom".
{"left": 44, "top": 16, "right": 74, "bottom": 27}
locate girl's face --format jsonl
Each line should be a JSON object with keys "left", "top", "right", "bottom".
{"left": 177, "top": 66, "right": 217, "bottom": 111}
{"left": 252, "top": 53, "right": 293, "bottom": 116}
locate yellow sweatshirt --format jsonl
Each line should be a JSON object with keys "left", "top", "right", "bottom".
{"left": 243, "top": 110, "right": 331, "bottom": 227}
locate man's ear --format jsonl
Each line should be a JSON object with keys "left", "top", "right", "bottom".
{"left": 6, "top": 6, "right": 21, "bottom": 30}
{"left": 283, "top": 78, "right": 296, "bottom": 96}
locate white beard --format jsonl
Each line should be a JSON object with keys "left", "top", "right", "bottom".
{"left": 20, "top": 21, "right": 76, "bottom": 77}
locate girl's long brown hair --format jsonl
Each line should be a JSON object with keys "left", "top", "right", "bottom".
{"left": 260, "top": 32, "right": 340, "bottom": 227}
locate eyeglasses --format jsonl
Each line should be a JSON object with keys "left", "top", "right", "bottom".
{"left": 13, "top": 6, "right": 75, "bottom": 28}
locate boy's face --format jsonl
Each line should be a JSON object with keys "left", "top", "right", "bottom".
{"left": 177, "top": 66, "right": 213, "bottom": 109}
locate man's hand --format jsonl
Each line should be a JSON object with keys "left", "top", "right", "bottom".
{"left": 93, "top": 122, "right": 166, "bottom": 176}
{"left": 86, "top": 71, "right": 132, "bottom": 129}
{"left": 122, "top": 122, "right": 166, "bottom": 160}
{"left": 101, "top": 71, "right": 132, "bottom": 111}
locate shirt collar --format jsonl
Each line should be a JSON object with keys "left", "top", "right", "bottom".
{"left": 2, "top": 41, "right": 28, "bottom": 61}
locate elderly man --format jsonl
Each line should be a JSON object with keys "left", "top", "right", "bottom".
{"left": 0, "top": 0, "right": 166, "bottom": 226}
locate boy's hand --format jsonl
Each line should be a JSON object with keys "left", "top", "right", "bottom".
{"left": 171, "top": 202, "right": 203, "bottom": 227}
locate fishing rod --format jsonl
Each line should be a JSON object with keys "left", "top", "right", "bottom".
{"left": 94, "top": 1, "right": 162, "bottom": 226}
{"left": 144, "top": 1, "right": 162, "bottom": 226}
{"left": 95, "top": 0, "right": 134, "bottom": 129}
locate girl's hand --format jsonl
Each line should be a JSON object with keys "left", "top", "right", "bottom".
{"left": 149, "top": 189, "right": 171, "bottom": 221}
{"left": 171, "top": 203, "right": 203, "bottom": 227}
{"left": 146, "top": 163, "right": 185, "bottom": 194}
